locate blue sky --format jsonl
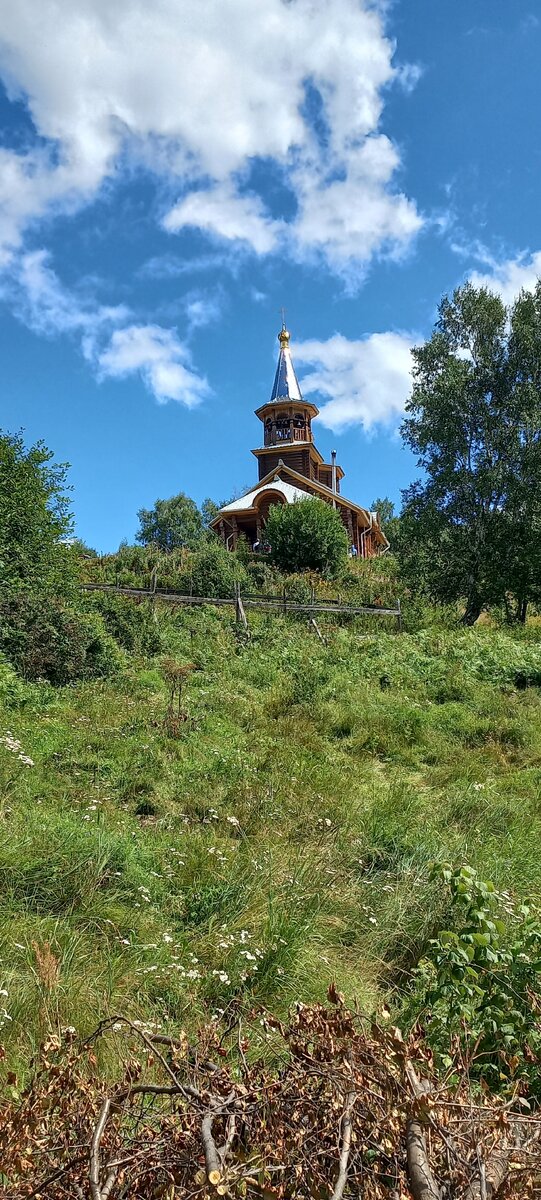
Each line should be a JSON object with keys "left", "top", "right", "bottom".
{"left": 1, "top": 0, "right": 540, "bottom": 550}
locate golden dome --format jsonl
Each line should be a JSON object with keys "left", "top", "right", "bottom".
{"left": 278, "top": 326, "right": 290, "bottom": 346}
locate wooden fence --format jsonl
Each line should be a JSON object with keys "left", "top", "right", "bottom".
{"left": 82, "top": 582, "right": 402, "bottom": 630}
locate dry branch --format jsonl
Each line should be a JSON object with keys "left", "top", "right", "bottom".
{"left": 202, "top": 1110, "right": 222, "bottom": 1186}
{"left": 330, "top": 1092, "right": 356, "bottom": 1200}
{"left": 89, "top": 1097, "right": 113, "bottom": 1200}
{"left": 3, "top": 1003, "right": 541, "bottom": 1200}
{"left": 407, "top": 1115, "right": 441, "bottom": 1200}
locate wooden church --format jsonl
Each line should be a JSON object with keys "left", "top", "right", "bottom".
{"left": 212, "top": 323, "right": 388, "bottom": 557}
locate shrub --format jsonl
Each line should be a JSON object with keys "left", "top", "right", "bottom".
{"left": 84, "top": 592, "right": 162, "bottom": 654}
{"left": 0, "top": 595, "right": 124, "bottom": 684}
{"left": 405, "top": 864, "right": 541, "bottom": 1097}
{"left": 177, "top": 541, "right": 247, "bottom": 598}
{"left": 265, "top": 498, "right": 348, "bottom": 576}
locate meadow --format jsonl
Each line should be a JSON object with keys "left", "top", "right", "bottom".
{"left": 1, "top": 600, "right": 541, "bottom": 1079}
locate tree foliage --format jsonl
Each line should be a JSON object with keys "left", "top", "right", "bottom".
{"left": 399, "top": 283, "right": 541, "bottom": 623}
{"left": 265, "top": 497, "right": 348, "bottom": 576}
{"left": 136, "top": 492, "right": 204, "bottom": 550}
{"left": 408, "top": 864, "right": 541, "bottom": 1098}
{"left": 371, "top": 496, "right": 401, "bottom": 549}
{"left": 0, "top": 430, "right": 75, "bottom": 598}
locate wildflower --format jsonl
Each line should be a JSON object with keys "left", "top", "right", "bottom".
{"left": 18, "top": 754, "right": 34, "bottom": 767}
{"left": 226, "top": 815, "right": 240, "bottom": 826}
{"left": 212, "top": 970, "right": 230, "bottom": 984}
{"left": 162, "top": 933, "right": 174, "bottom": 943}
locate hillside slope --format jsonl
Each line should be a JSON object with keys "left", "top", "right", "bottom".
{"left": 1, "top": 606, "right": 541, "bottom": 1074}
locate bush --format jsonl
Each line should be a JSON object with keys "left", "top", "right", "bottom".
{"left": 265, "top": 498, "right": 348, "bottom": 576}
{"left": 405, "top": 864, "right": 541, "bottom": 1097}
{"left": 84, "top": 592, "right": 163, "bottom": 654}
{"left": 0, "top": 595, "right": 124, "bottom": 684}
{"left": 177, "top": 542, "right": 248, "bottom": 598}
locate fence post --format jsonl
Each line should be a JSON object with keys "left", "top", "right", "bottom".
{"left": 397, "top": 598, "right": 402, "bottom": 633}
{"left": 282, "top": 586, "right": 287, "bottom": 614}
{"left": 235, "top": 581, "right": 248, "bottom": 630}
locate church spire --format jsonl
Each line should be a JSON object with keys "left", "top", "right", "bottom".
{"left": 269, "top": 320, "right": 303, "bottom": 403}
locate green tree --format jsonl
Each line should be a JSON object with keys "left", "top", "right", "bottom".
{"left": 0, "top": 430, "right": 75, "bottom": 598}
{"left": 265, "top": 498, "right": 348, "bottom": 576}
{"left": 504, "top": 286, "right": 541, "bottom": 620}
{"left": 371, "top": 497, "right": 401, "bottom": 549}
{"left": 200, "top": 497, "right": 221, "bottom": 531}
{"left": 136, "top": 492, "right": 204, "bottom": 551}
{"left": 400, "top": 283, "right": 541, "bottom": 624}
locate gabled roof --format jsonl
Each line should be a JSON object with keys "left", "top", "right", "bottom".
{"left": 217, "top": 478, "right": 311, "bottom": 514}
{"left": 212, "top": 460, "right": 388, "bottom": 546}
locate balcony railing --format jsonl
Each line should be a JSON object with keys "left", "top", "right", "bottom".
{"left": 264, "top": 424, "right": 308, "bottom": 446}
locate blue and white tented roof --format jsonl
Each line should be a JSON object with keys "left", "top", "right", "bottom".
{"left": 269, "top": 327, "right": 303, "bottom": 404}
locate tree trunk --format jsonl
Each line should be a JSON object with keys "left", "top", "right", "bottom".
{"left": 461, "top": 594, "right": 482, "bottom": 625}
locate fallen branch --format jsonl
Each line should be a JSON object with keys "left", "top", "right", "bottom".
{"left": 90, "top": 1097, "right": 113, "bottom": 1200}
{"left": 202, "top": 1110, "right": 222, "bottom": 1186}
{"left": 405, "top": 1063, "right": 441, "bottom": 1200}
{"left": 463, "top": 1143, "right": 511, "bottom": 1199}
{"left": 330, "top": 1092, "right": 356, "bottom": 1200}
{"left": 407, "top": 1114, "right": 441, "bottom": 1200}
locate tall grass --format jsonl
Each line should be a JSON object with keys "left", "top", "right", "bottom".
{"left": 0, "top": 609, "right": 540, "bottom": 1076}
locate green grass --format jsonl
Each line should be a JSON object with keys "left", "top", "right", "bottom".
{"left": 1, "top": 609, "right": 541, "bottom": 1076}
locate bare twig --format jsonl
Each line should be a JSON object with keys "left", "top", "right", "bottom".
{"left": 330, "top": 1092, "right": 356, "bottom": 1200}
{"left": 463, "top": 1146, "right": 511, "bottom": 1200}
{"left": 218, "top": 1114, "right": 237, "bottom": 1165}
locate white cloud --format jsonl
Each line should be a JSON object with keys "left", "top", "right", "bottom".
{"left": 291, "top": 138, "right": 421, "bottom": 278}
{"left": 164, "top": 185, "right": 282, "bottom": 255}
{"left": 184, "top": 296, "right": 221, "bottom": 331}
{"left": 0, "top": 0, "right": 422, "bottom": 275}
{"left": 97, "top": 324, "right": 210, "bottom": 407}
{"left": 295, "top": 331, "right": 415, "bottom": 431}
{"left": 15, "top": 249, "right": 129, "bottom": 338}
{"left": 469, "top": 250, "right": 541, "bottom": 305}
{"left": 9, "top": 249, "right": 209, "bottom": 407}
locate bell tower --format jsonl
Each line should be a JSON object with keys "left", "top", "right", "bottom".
{"left": 252, "top": 322, "right": 343, "bottom": 490}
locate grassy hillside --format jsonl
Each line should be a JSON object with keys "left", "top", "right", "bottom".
{"left": 1, "top": 603, "right": 541, "bottom": 1077}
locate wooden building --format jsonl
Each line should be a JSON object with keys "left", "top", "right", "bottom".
{"left": 212, "top": 324, "right": 388, "bottom": 557}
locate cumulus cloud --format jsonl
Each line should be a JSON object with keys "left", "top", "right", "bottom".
{"left": 97, "top": 325, "right": 210, "bottom": 407}
{"left": 0, "top": 0, "right": 422, "bottom": 275}
{"left": 164, "top": 186, "right": 282, "bottom": 255}
{"left": 295, "top": 331, "right": 415, "bottom": 432}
